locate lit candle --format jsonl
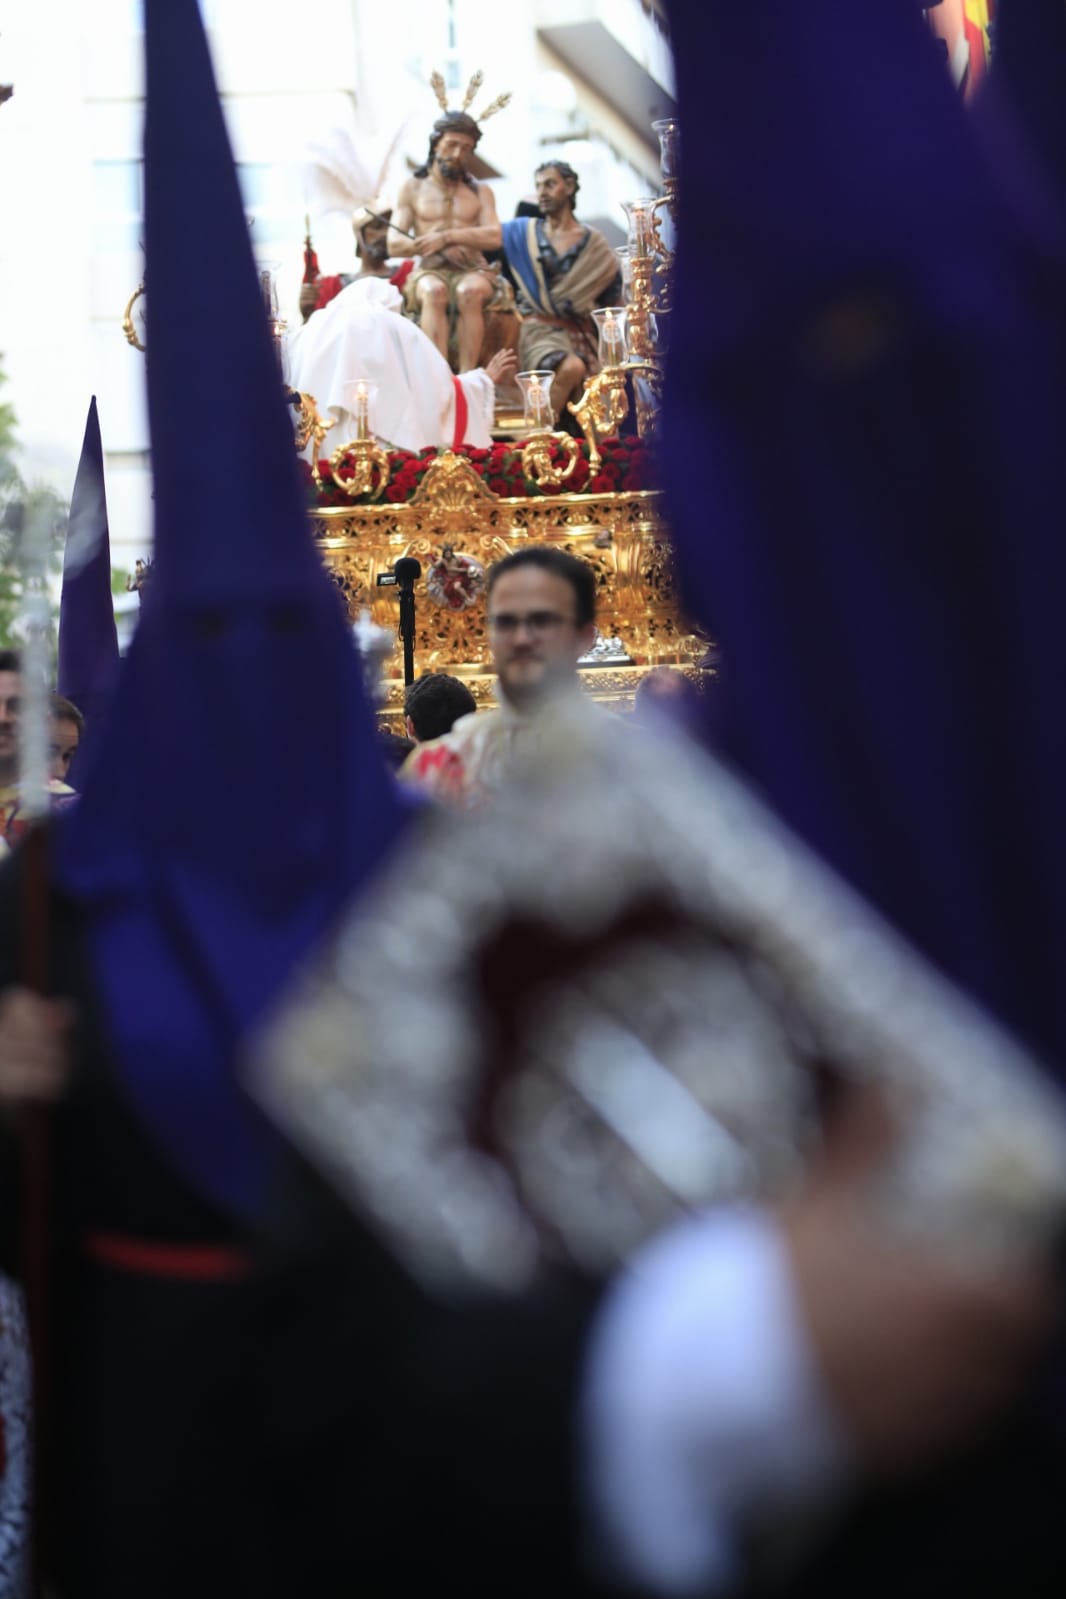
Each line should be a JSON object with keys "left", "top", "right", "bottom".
{"left": 530, "top": 376, "right": 551, "bottom": 431}
{"left": 355, "top": 381, "right": 370, "bottom": 440}
{"left": 628, "top": 203, "right": 651, "bottom": 259}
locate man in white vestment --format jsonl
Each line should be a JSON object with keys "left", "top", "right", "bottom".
{"left": 401, "top": 546, "right": 600, "bottom": 809}
{"left": 287, "top": 275, "right": 515, "bottom": 455}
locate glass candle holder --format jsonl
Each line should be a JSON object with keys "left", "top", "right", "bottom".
{"left": 258, "top": 261, "right": 281, "bottom": 320}
{"left": 652, "top": 118, "right": 680, "bottom": 184}
{"left": 615, "top": 246, "right": 632, "bottom": 303}
{"left": 343, "top": 378, "right": 379, "bottom": 440}
{"left": 591, "top": 306, "right": 629, "bottom": 369}
{"left": 622, "top": 198, "right": 658, "bottom": 259}
{"left": 516, "top": 370, "right": 555, "bottom": 434}
{"left": 271, "top": 318, "right": 290, "bottom": 385}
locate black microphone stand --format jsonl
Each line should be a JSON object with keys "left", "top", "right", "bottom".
{"left": 394, "top": 557, "right": 421, "bottom": 687}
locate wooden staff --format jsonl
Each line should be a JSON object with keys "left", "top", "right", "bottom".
{"left": 16, "top": 497, "right": 57, "bottom": 1599}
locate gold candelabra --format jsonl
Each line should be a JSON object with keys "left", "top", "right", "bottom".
{"left": 294, "top": 391, "right": 391, "bottom": 502}
{"left": 566, "top": 117, "right": 680, "bottom": 463}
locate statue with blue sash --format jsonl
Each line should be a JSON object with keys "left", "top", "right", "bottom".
{"left": 426, "top": 160, "right": 621, "bottom": 422}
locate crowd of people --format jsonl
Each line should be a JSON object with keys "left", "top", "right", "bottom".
{"left": 0, "top": 0, "right": 1065, "bottom": 1595}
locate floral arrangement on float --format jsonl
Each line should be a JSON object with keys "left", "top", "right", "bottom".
{"left": 301, "top": 435, "right": 654, "bottom": 508}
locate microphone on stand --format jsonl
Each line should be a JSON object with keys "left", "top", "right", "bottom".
{"left": 394, "top": 557, "right": 421, "bottom": 687}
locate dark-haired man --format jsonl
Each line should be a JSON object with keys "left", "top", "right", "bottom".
{"left": 404, "top": 671, "right": 477, "bottom": 744}
{"left": 426, "top": 159, "right": 621, "bottom": 420}
{"left": 402, "top": 547, "right": 597, "bottom": 807}
{"left": 390, "top": 111, "right": 511, "bottom": 372}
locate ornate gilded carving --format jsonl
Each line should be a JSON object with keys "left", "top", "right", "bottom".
{"left": 312, "top": 451, "right": 702, "bottom": 703}
{"left": 325, "top": 436, "right": 391, "bottom": 502}
{"left": 569, "top": 369, "right": 630, "bottom": 473}
{"left": 520, "top": 431, "right": 581, "bottom": 490}
{"left": 292, "top": 391, "right": 336, "bottom": 471}
{"left": 122, "top": 283, "right": 147, "bottom": 353}
{"left": 410, "top": 450, "right": 499, "bottom": 511}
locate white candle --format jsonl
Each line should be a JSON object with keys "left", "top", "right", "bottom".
{"left": 355, "top": 381, "right": 370, "bottom": 440}
{"left": 530, "top": 377, "right": 551, "bottom": 431}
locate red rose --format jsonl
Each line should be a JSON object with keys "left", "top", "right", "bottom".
{"left": 385, "top": 484, "right": 408, "bottom": 503}
{"left": 487, "top": 476, "right": 509, "bottom": 496}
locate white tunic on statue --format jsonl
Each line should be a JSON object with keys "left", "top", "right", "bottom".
{"left": 288, "top": 276, "right": 496, "bottom": 454}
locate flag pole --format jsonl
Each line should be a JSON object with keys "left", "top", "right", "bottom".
{"left": 16, "top": 494, "right": 56, "bottom": 1598}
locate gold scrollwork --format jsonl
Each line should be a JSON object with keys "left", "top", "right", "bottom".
{"left": 326, "top": 437, "right": 391, "bottom": 502}
{"left": 292, "top": 393, "right": 337, "bottom": 480}
{"left": 569, "top": 368, "right": 630, "bottom": 474}
{"left": 520, "top": 431, "right": 581, "bottom": 490}
{"left": 122, "top": 283, "right": 147, "bottom": 353}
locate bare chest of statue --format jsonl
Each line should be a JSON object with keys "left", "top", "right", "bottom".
{"left": 412, "top": 174, "right": 484, "bottom": 230}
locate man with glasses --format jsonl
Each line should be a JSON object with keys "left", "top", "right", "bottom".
{"left": 401, "top": 546, "right": 597, "bottom": 808}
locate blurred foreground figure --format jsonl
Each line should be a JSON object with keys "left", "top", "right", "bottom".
{"left": 0, "top": 0, "right": 404, "bottom": 1590}
{"left": 654, "top": 0, "right": 1066, "bottom": 1592}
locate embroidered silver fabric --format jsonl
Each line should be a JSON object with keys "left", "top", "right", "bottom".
{"left": 249, "top": 696, "right": 1066, "bottom": 1292}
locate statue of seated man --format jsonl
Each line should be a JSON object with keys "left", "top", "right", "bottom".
{"left": 389, "top": 111, "right": 513, "bottom": 374}
{"left": 299, "top": 206, "right": 401, "bottom": 323}
{"left": 419, "top": 160, "right": 622, "bottom": 422}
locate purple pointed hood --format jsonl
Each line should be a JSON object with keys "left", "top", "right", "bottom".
{"left": 53, "top": 0, "right": 408, "bottom": 1216}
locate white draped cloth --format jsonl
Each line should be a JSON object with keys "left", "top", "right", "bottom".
{"left": 287, "top": 277, "right": 496, "bottom": 455}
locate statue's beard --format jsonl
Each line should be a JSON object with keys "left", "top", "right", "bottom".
{"left": 437, "top": 158, "right": 465, "bottom": 182}
{"left": 363, "top": 239, "right": 389, "bottom": 265}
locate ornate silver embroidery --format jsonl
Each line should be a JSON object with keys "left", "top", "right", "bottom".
{"left": 250, "top": 696, "right": 1066, "bottom": 1291}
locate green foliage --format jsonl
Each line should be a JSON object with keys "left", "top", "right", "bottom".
{"left": 0, "top": 359, "right": 68, "bottom": 659}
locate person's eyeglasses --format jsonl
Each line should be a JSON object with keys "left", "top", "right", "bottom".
{"left": 487, "top": 611, "right": 574, "bottom": 636}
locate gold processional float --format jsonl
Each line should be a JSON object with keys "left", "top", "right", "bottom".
{"left": 125, "top": 116, "right": 702, "bottom": 719}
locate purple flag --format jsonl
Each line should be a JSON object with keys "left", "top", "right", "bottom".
{"left": 56, "top": 395, "right": 119, "bottom": 787}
